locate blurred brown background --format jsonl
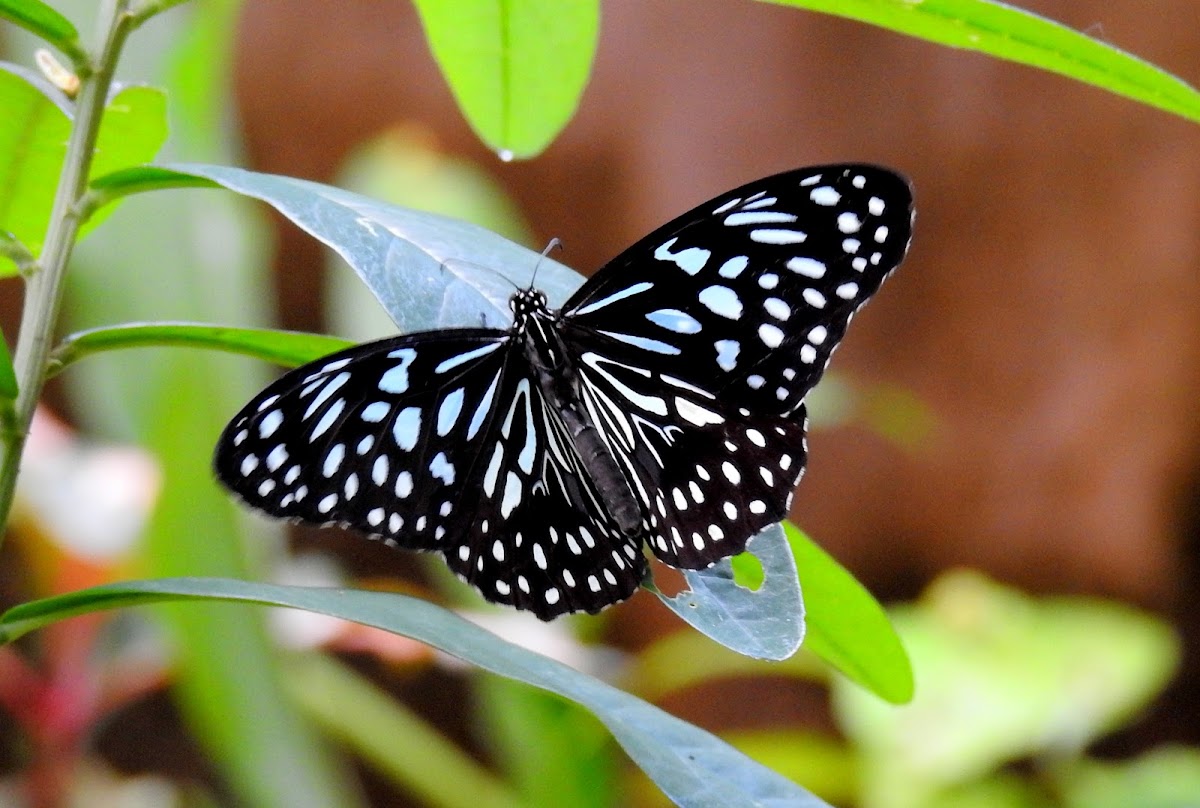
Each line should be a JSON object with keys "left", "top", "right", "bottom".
{"left": 233, "top": 0, "right": 1200, "bottom": 750}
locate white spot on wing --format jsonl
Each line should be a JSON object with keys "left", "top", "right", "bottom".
{"left": 787, "top": 257, "right": 825, "bottom": 278}
{"left": 698, "top": 285, "right": 743, "bottom": 319}
{"left": 654, "top": 238, "right": 711, "bottom": 275}
{"left": 392, "top": 407, "right": 422, "bottom": 450}
{"left": 758, "top": 323, "right": 784, "bottom": 348}
{"left": 838, "top": 211, "right": 863, "bottom": 234}
{"left": 809, "top": 186, "right": 840, "bottom": 205}
{"left": 724, "top": 211, "right": 797, "bottom": 226}
{"left": 750, "top": 228, "right": 806, "bottom": 245}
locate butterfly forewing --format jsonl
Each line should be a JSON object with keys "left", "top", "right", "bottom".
{"left": 216, "top": 331, "right": 511, "bottom": 547}
{"left": 216, "top": 328, "right": 647, "bottom": 620}
{"left": 561, "top": 165, "right": 913, "bottom": 414}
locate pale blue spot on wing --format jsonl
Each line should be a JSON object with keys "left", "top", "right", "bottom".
{"left": 323, "top": 443, "right": 345, "bottom": 477}
{"left": 379, "top": 349, "right": 418, "bottom": 393}
{"left": 572, "top": 281, "right": 653, "bottom": 316}
{"left": 266, "top": 445, "right": 288, "bottom": 471}
{"left": 646, "top": 308, "right": 702, "bottom": 334}
{"left": 715, "top": 339, "right": 740, "bottom": 371}
{"left": 303, "top": 371, "right": 350, "bottom": 420}
{"left": 437, "top": 388, "right": 465, "bottom": 436}
{"left": 501, "top": 471, "right": 522, "bottom": 517}
{"left": 372, "top": 455, "right": 389, "bottom": 486}
{"left": 718, "top": 256, "right": 749, "bottom": 279}
{"left": 430, "top": 452, "right": 455, "bottom": 485}
{"left": 597, "top": 329, "right": 681, "bottom": 355}
{"left": 392, "top": 406, "right": 422, "bottom": 451}
{"left": 310, "top": 398, "right": 345, "bottom": 440}
{"left": 434, "top": 341, "right": 502, "bottom": 374}
{"left": 653, "top": 238, "right": 711, "bottom": 275}
{"left": 809, "top": 186, "right": 840, "bottom": 206}
{"left": 468, "top": 372, "right": 501, "bottom": 439}
{"left": 787, "top": 257, "right": 826, "bottom": 278}
{"left": 723, "top": 211, "right": 797, "bottom": 226}
{"left": 361, "top": 401, "right": 391, "bottom": 423}
{"left": 698, "top": 286, "right": 743, "bottom": 320}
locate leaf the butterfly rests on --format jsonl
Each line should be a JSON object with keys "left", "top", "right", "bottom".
{"left": 215, "top": 165, "right": 914, "bottom": 620}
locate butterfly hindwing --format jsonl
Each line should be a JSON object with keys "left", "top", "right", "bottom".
{"left": 439, "top": 367, "right": 648, "bottom": 618}
{"left": 569, "top": 344, "right": 809, "bottom": 568}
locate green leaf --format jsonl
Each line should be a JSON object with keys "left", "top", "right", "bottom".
{"left": 411, "top": 0, "right": 599, "bottom": 159}
{"left": 0, "top": 325, "right": 17, "bottom": 400}
{"left": 0, "top": 0, "right": 86, "bottom": 66}
{"left": 763, "top": 0, "right": 1200, "bottom": 124}
{"left": 835, "top": 571, "right": 1181, "bottom": 802}
{"left": 785, "top": 523, "right": 913, "bottom": 704}
{"left": 655, "top": 523, "right": 806, "bottom": 661}
{"left": 475, "top": 673, "right": 615, "bottom": 808}
{"left": 49, "top": 322, "right": 353, "bottom": 377}
{"left": 0, "top": 66, "right": 168, "bottom": 276}
{"left": 1059, "top": 746, "right": 1200, "bottom": 808}
{"left": 0, "top": 578, "right": 833, "bottom": 808}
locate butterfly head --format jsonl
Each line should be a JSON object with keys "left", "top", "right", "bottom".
{"left": 510, "top": 287, "right": 550, "bottom": 325}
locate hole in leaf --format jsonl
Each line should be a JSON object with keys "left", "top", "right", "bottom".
{"left": 731, "top": 551, "right": 764, "bottom": 591}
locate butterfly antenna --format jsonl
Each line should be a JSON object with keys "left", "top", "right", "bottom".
{"left": 440, "top": 256, "right": 524, "bottom": 292}
{"left": 529, "top": 238, "right": 564, "bottom": 291}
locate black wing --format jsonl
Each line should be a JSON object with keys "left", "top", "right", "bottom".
{"left": 214, "top": 330, "right": 646, "bottom": 620}
{"left": 558, "top": 165, "right": 913, "bottom": 566}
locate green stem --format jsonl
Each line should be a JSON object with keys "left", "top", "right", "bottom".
{"left": 0, "top": 3, "right": 138, "bottom": 543}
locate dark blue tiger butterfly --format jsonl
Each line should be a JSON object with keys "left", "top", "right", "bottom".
{"left": 215, "top": 164, "right": 914, "bottom": 620}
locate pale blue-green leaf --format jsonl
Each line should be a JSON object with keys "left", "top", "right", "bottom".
{"left": 655, "top": 524, "right": 805, "bottom": 661}
{"left": 157, "top": 163, "right": 584, "bottom": 331}
{"left": 0, "top": 578, "right": 831, "bottom": 808}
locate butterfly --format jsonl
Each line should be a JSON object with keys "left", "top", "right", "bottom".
{"left": 214, "top": 164, "right": 913, "bottom": 620}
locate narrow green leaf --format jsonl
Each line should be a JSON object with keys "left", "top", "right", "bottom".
{"left": 88, "top": 163, "right": 219, "bottom": 199}
{"left": 764, "top": 0, "right": 1200, "bottom": 123}
{"left": 0, "top": 326, "right": 16, "bottom": 400}
{"left": 49, "top": 322, "right": 353, "bottom": 377}
{"left": 785, "top": 523, "right": 913, "bottom": 704}
{"left": 0, "top": 68, "right": 168, "bottom": 276}
{"left": 0, "top": 0, "right": 86, "bottom": 66}
{"left": 411, "top": 0, "right": 599, "bottom": 159}
{"left": 0, "top": 579, "right": 833, "bottom": 808}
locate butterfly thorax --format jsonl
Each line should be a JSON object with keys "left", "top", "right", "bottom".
{"left": 510, "top": 288, "right": 645, "bottom": 537}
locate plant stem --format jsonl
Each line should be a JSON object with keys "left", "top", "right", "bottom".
{"left": 0, "top": 4, "right": 137, "bottom": 545}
